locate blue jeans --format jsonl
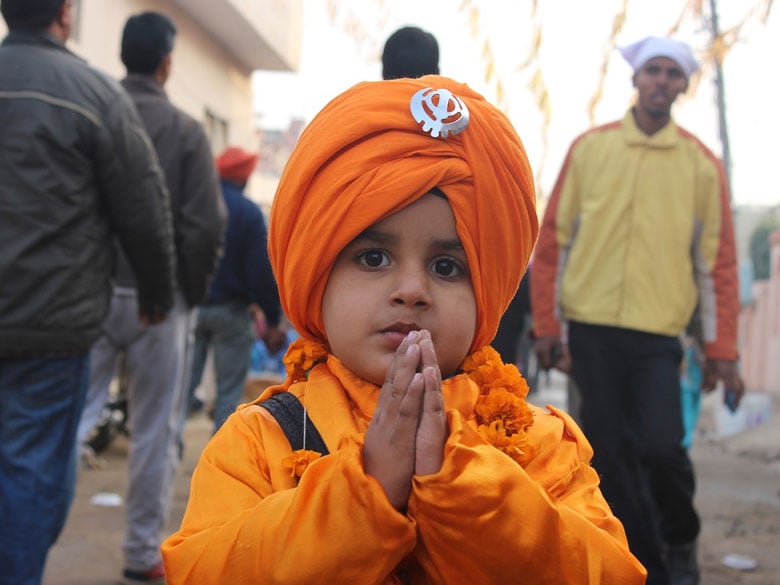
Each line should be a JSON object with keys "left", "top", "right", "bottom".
{"left": 187, "top": 303, "right": 254, "bottom": 432}
{"left": 0, "top": 354, "right": 89, "bottom": 585}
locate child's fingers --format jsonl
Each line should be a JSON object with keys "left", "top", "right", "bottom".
{"left": 415, "top": 334, "right": 447, "bottom": 476}
{"left": 364, "top": 332, "right": 426, "bottom": 510}
{"left": 373, "top": 331, "right": 422, "bottom": 423}
{"left": 421, "top": 363, "right": 444, "bottom": 423}
{"left": 418, "top": 333, "right": 440, "bottom": 387}
{"left": 415, "top": 332, "right": 442, "bottom": 416}
{"left": 367, "top": 332, "right": 424, "bottom": 463}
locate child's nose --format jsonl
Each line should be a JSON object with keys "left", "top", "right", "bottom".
{"left": 390, "top": 266, "right": 432, "bottom": 308}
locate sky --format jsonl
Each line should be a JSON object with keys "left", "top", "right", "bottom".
{"left": 253, "top": 0, "right": 779, "bottom": 208}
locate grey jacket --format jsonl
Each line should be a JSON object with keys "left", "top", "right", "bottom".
{"left": 0, "top": 31, "right": 176, "bottom": 353}
{"left": 118, "top": 75, "right": 225, "bottom": 308}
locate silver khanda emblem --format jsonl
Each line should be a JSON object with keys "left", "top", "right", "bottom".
{"left": 410, "top": 87, "right": 470, "bottom": 139}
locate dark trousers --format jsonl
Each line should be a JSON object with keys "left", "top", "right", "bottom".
{"left": 568, "top": 322, "right": 700, "bottom": 585}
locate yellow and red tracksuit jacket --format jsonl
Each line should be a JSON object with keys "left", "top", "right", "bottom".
{"left": 532, "top": 109, "right": 738, "bottom": 360}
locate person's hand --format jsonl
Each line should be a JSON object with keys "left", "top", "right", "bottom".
{"left": 249, "top": 304, "right": 267, "bottom": 338}
{"left": 363, "top": 330, "right": 425, "bottom": 511}
{"left": 702, "top": 359, "right": 745, "bottom": 410}
{"left": 262, "top": 325, "right": 288, "bottom": 355}
{"left": 139, "top": 306, "right": 167, "bottom": 326}
{"left": 534, "top": 335, "right": 570, "bottom": 373}
{"left": 414, "top": 331, "right": 447, "bottom": 477}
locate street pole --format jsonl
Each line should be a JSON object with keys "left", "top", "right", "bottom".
{"left": 708, "top": 0, "right": 734, "bottom": 202}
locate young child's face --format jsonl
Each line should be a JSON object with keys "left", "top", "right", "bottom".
{"left": 322, "top": 193, "right": 477, "bottom": 386}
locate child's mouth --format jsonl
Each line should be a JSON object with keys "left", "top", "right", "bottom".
{"left": 380, "top": 323, "right": 422, "bottom": 346}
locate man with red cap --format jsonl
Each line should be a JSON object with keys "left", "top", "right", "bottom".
{"left": 184, "top": 146, "right": 285, "bottom": 434}
{"left": 162, "top": 76, "right": 645, "bottom": 584}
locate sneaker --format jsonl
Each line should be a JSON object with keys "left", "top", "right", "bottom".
{"left": 79, "top": 445, "right": 104, "bottom": 470}
{"left": 120, "top": 562, "right": 166, "bottom": 584}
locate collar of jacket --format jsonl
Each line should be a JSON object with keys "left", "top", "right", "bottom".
{"left": 622, "top": 107, "right": 679, "bottom": 149}
{"left": 1, "top": 29, "right": 77, "bottom": 57}
{"left": 121, "top": 74, "right": 168, "bottom": 100}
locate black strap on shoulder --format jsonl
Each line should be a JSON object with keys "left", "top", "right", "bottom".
{"left": 259, "top": 392, "right": 329, "bottom": 455}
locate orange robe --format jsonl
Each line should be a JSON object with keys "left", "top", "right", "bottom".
{"left": 163, "top": 356, "right": 646, "bottom": 584}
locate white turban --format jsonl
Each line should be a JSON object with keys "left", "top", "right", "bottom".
{"left": 619, "top": 36, "right": 699, "bottom": 79}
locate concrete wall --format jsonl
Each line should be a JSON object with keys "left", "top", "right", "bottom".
{"left": 1, "top": 0, "right": 302, "bottom": 152}
{"left": 739, "top": 229, "right": 780, "bottom": 395}
{"left": 74, "top": 0, "right": 265, "bottom": 150}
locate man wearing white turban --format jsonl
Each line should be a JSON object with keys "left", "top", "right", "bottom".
{"left": 620, "top": 36, "right": 700, "bottom": 80}
{"left": 532, "top": 35, "right": 742, "bottom": 585}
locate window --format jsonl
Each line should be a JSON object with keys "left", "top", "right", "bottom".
{"left": 204, "top": 109, "right": 229, "bottom": 154}
{"left": 69, "top": 0, "right": 82, "bottom": 42}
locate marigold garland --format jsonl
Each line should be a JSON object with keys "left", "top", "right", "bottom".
{"left": 280, "top": 338, "right": 536, "bottom": 475}
{"left": 461, "top": 346, "right": 536, "bottom": 466}
{"left": 282, "top": 338, "right": 329, "bottom": 385}
{"left": 282, "top": 449, "right": 323, "bottom": 479}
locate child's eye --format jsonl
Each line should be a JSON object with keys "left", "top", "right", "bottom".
{"left": 431, "top": 257, "right": 464, "bottom": 278}
{"left": 356, "top": 249, "right": 389, "bottom": 268}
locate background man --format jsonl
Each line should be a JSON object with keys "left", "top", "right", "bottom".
{"left": 381, "top": 25, "right": 439, "bottom": 80}
{"left": 185, "top": 146, "right": 285, "bottom": 434}
{"left": 0, "top": 1, "right": 175, "bottom": 584}
{"left": 531, "top": 36, "right": 743, "bottom": 585}
{"left": 75, "top": 11, "right": 224, "bottom": 585}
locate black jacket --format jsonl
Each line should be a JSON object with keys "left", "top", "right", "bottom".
{"left": 117, "top": 75, "right": 225, "bottom": 307}
{"left": 0, "top": 31, "right": 175, "bottom": 353}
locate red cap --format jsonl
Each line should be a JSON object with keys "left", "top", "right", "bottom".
{"left": 216, "top": 146, "right": 259, "bottom": 183}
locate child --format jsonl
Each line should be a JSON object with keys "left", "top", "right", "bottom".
{"left": 162, "top": 77, "right": 646, "bottom": 584}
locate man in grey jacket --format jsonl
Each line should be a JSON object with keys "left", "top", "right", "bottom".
{"left": 0, "top": 1, "right": 176, "bottom": 585}
{"left": 75, "top": 11, "right": 225, "bottom": 584}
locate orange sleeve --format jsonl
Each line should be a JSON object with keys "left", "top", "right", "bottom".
{"left": 703, "top": 157, "right": 739, "bottom": 360}
{"left": 531, "top": 144, "right": 578, "bottom": 338}
{"left": 409, "top": 407, "right": 647, "bottom": 584}
{"left": 161, "top": 406, "right": 416, "bottom": 584}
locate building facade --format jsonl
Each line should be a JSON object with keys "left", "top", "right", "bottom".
{"left": 740, "top": 229, "right": 780, "bottom": 396}
{"left": 1, "top": 0, "right": 302, "bottom": 164}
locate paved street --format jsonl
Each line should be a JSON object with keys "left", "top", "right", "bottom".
{"left": 43, "top": 411, "right": 211, "bottom": 585}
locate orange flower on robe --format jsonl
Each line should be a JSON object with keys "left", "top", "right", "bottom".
{"left": 462, "top": 346, "right": 536, "bottom": 466}
{"left": 282, "top": 338, "right": 329, "bottom": 383}
{"left": 461, "top": 346, "right": 498, "bottom": 373}
{"left": 475, "top": 388, "right": 526, "bottom": 433}
{"left": 282, "top": 449, "right": 323, "bottom": 480}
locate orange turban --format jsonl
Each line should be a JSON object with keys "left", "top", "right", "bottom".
{"left": 269, "top": 75, "right": 537, "bottom": 352}
{"left": 216, "top": 146, "right": 259, "bottom": 183}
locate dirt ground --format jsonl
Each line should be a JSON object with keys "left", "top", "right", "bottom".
{"left": 42, "top": 383, "right": 779, "bottom": 585}
{"left": 688, "top": 391, "right": 780, "bottom": 585}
